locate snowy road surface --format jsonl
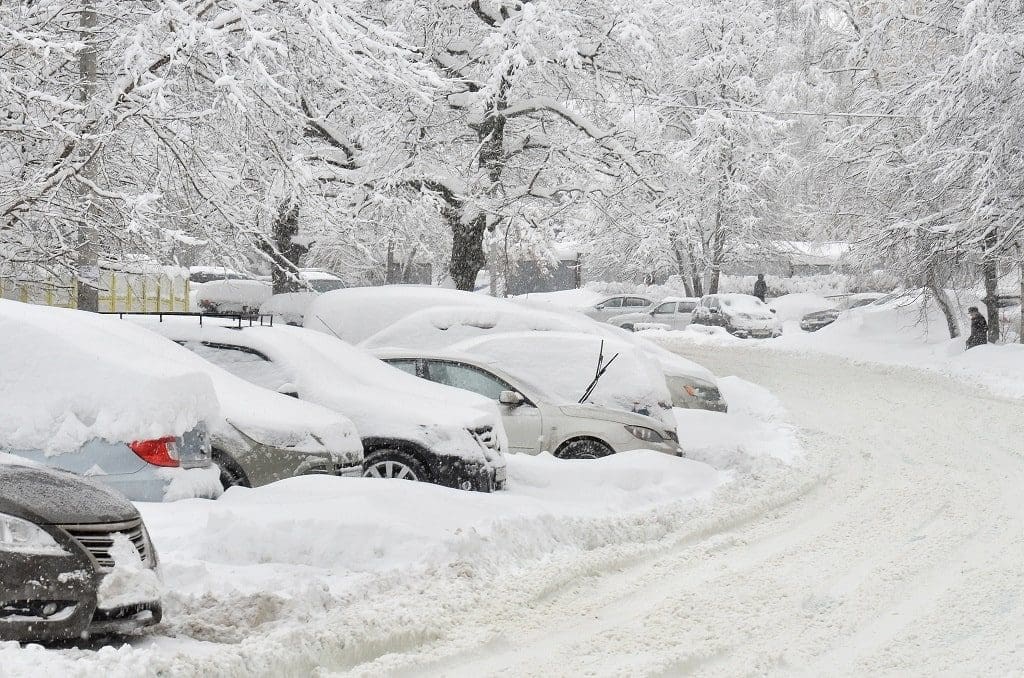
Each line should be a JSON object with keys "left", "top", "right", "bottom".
{"left": 349, "top": 344, "right": 1024, "bottom": 677}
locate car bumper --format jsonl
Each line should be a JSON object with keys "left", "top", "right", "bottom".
{"left": 434, "top": 457, "right": 508, "bottom": 493}
{"left": 800, "top": 319, "right": 834, "bottom": 332}
{"left": 730, "top": 327, "right": 779, "bottom": 339}
{"left": 0, "top": 552, "right": 160, "bottom": 643}
{"left": 614, "top": 438, "right": 684, "bottom": 457}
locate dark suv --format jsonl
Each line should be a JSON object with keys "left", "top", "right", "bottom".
{"left": 0, "top": 462, "right": 162, "bottom": 642}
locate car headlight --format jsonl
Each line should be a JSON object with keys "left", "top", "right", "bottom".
{"left": 0, "top": 513, "right": 69, "bottom": 556}
{"left": 625, "top": 425, "right": 666, "bottom": 443}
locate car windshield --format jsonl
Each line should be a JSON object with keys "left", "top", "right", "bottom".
{"left": 308, "top": 279, "right": 346, "bottom": 293}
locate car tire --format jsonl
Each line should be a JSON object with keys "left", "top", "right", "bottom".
{"left": 555, "top": 438, "right": 615, "bottom": 460}
{"left": 363, "top": 449, "right": 429, "bottom": 482}
{"left": 214, "top": 450, "right": 250, "bottom": 489}
{"left": 619, "top": 323, "right": 635, "bottom": 332}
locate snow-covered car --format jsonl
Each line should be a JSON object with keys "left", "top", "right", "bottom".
{"left": 375, "top": 348, "right": 683, "bottom": 458}
{"left": 0, "top": 460, "right": 162, "bottom": 642}
{"left": 581, "top": 294, "right": 656, "bottom": 323}
{"left": 133, "top": 319, "right": 508, "bottom": 492}
{"left": 357, "top": 298, "right": 727, "bottom": 413}
{"left": 691, "top": 293, "right": 782, "bottom": 338}
{"left": 608, "top": 297, "right": 699, "bottom": 331}
{"left": 188, "top": 266, "right": 255, "bottom": 285}
{"left": 298, "top": 268, "right": 346, "bottom": 293}
{"left": 0, "top": 301, "right": 220, "bottom": 502}
{"left": 799, "top": 292, "right": 886, "bottom": 332}
{"left": 194, "top": 278, "right": 273, "bottom": 315}
{"left": 118, "top": 316, "right": 365, "bottom": 489}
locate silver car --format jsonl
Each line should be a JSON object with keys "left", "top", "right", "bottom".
{"left": 376, "top": 350, "right": 684, "bottom": 459}
{"left": 7, "top": 425, "right": 217, "bottom": 502}
{"left": 582, "top": 294, "right": 656, "bottom": 323}
{"left": 608, "top": 297, "right": 699, "bottom": 332}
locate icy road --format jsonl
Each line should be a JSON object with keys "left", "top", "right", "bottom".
{"left": 351, "top": 345, "right": 1024, "bottom": 677}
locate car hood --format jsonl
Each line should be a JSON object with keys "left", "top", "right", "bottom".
{"left": 557, "top": 405, "right": 675, "bottom": 432}
{"left": 0, "top": 462, "right": 138, "bottom": 525}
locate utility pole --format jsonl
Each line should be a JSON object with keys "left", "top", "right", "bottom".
{"left": 76, "top": 0, "right": 100, "bottom": 311}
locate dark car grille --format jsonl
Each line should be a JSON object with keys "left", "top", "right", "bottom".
{"left": 61, "top": 520, "right": 152, "bottom": 572}
{"left": 472, "top": 426, "right": 499, "bottom": 452}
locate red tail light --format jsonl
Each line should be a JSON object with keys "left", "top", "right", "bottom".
{"left": 129, "top": 437, "right": 180, "bottom": 467}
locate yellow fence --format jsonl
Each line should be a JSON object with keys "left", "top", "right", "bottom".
{"left": 0, "top": 271, "right": 190, "bottom": 312}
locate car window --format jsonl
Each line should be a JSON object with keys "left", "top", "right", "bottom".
{"left": 425, "top": 361, "right": 511, "bottom": 401}
{"left": 705, "top": 297, "right": 719, "bottom": 310}
{"left": 184, "top": 341, "right": 293, "bottom": 392}
{"left": 307, "top": 279, "right": 345, "bottom": 293}
{"left": 848, "top": 297, "right": 876, "bottom": 309}
{"left": 678, "top": 301, "right": 697, "bottom": 313}
{"left": 598, "top": 297, "right": 622, "bottom": 309}
{"left": 625, "top": 297, "right": 649, "bottom": 307}
{"left": 653, "top": 302, "right": 677, "bottom": 315}
{"left": 385, "top": 359, "right": 419, "bottom": 376}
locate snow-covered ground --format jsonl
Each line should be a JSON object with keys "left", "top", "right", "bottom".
{"left": 0, "top": 375, "right": 797, "bottom": 677}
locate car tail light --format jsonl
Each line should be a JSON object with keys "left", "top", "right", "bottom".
{"left": 130, "top": 437, "right": 180, "bottom": 467}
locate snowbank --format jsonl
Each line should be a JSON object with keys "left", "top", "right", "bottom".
{"left": 0, "top": 301, "right": 218, "bottom": 455}
{"left": 512, "top": 288, "right": 607, "bottom": 311}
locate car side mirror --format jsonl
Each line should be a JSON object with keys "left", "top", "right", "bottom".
{"left": 277, "top": 384, "right": 300, "bottom": 399}
{"left": 499, "top": 390, "right": 525, "bottom": 407}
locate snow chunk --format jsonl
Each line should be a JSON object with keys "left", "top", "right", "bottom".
{"left": 96, "top": 533, "right": 161, "bottom": 610}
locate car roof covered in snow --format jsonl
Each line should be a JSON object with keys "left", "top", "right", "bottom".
{"left": 0, "top": 301, "right": 218, "bottom": 455}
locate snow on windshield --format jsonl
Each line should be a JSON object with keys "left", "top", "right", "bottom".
{"left": 0, "top": 301, "right": 218, "bottom": 455}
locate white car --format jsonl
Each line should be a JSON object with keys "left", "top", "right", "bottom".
{"left": 691, "top": 293, "right": 782, "bottom": 339}
{"left": 581, "top": 294, "right": 656, "bottom": 323}
{"left": 608, "top": 296, "right": 700, "bottom": 331}
{"left": 359, "top": 300, "right": 728, "bottom": 412}
{"left": 375, "top": 349, "right": 683, "bottom": 459}
{"left": 132, "top": 318, "right": 508, "bottom": 492}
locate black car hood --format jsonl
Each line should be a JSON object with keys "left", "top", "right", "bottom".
{"left": 0, "top": 463, "right": 138, "bottom": 525}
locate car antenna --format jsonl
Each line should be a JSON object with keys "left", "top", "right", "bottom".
{"left": 314, "top": 315, "right": 346, "bottom": 343}
{"left": 579, "top": 340, "right": 619, "bottom": 404}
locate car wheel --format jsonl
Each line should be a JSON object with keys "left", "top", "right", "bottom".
{"left": 555, "top": 438, "right": 615, "bottom": 460}
{"left": 363, "top": 449, "right": 428, "bottom": 482}
{"left": 619, "top": 323, "right": 635, "bottom": 332}
{"left": 214, "top": 450, "right": 250, "bottom": 489}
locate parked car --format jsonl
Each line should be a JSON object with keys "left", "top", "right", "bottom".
{"left": 0, "top": 301, "right": 220, "bottom": 502}
{"left": 609, "top": 296, "right": 699, "bottom": 331}
{"left": 799, "top": 292, "right": 886, "bottom": 332}
{"left": 691, "top": 293, "right": 782, "bottom": 338}
{"left": 0, "top": 459, "right": 162, "bottom": 642}
{"left": 195, "top": 270, "right": 345, "bottom": 314}
{"left": 352, "top": 294, "right": 728, "bottom": 413}
{"left": 131, "top": 318, "right": 508, "bottom": 492}
{"left": 297, "top": 268, "right": 346, "bottom": 293}
{"left": 375, "top": 349, "right": 683, "bottom": 458}
{"left": 118, "top": 315, "right": 365, "bottom": 489}
{"left": 581, "top": 294, "right": 656, "bottom": 323}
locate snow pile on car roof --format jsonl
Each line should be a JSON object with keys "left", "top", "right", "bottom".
{"left": 512, "top": 287, "right": 609, "bottom": 310}
{"left": 717, "top": 293, "right": 772, "bottom": 313}
{"left": 305, "top": 285, "right": 498, "bottom": 344}
{"left": 0, "top": 301, "right": 218, "bottom": 455}
{"left": 194, "top": 278, "right": 272, "bottom": 307}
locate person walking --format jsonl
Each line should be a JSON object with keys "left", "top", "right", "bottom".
{"left": 753, "top": 274, "right": 768, "bottom": 302}
{"left": 966, "top": 306, "right": 988, "bottom": 349}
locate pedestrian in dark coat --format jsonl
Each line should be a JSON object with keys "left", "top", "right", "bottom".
{"left": 753, "top": 274, "right": 768, "bottom": 302}
{"left": 966, "top": 306, "right": 988, "bottom": 349}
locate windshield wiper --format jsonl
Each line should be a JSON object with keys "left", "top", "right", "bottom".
{"left": 579, "top": 340, "right": 619, "bottom": 404}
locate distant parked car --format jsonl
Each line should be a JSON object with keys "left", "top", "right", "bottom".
{"left": 134, "top": 318, "right": 508, "bottom": 492}
{"left": 0, "top": 460, "right": 162, "bottom": 642}
{"left": 609, "top": 297, "right": 699, "bottom": 331}
{"left": 799, "top": 292, "right": 886, "bottom": 332}
{"left": 581, "top": 294, "right": 656, "bottom": 323}
{"left": 691, "top": 293, "right": 782, "bottom": 338}
{"left": 376, "top": 349, "right": 683, "bottom": 458}
{"left": 0, "top": 301, "right": 220, "bottom": 502}
{"left": 297, "top": 268, "right": 346, "bottom": 293}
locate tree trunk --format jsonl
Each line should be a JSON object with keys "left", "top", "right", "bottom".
{"left": 259, "top": 199, "right": 307, "bottom": 294}
{"left": 708, "top": 225, "right": 725, "bottom": 294}
{"left": 982, "top": 227, "right": 1000, "bottom": 343}
{"left": 670, "top": 237, "right": 695, "bottom": 297}
{"left": 926, "top": 266, "right": 960, "bottom": 339}
{"left": 76, "top": 0, "right": 99, "bottom": 312}
{"left": 450, "top": 214, "right": 487, "bottom": 291}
